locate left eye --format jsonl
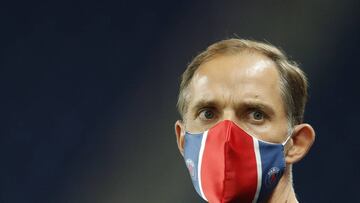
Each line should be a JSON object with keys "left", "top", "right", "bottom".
{"left": 199, "top": 109, "right": 215, "bottom": 120}
{"left": 250, "top": 110, "right": 264, "bottom": 121}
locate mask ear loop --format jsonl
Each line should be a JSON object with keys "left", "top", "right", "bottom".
{"left": 281, "top": 128, "right": 294, "bottom": 146}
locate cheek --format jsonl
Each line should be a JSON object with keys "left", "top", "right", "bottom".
{"left": 243, "top": 123, "right": 273, "bottom": 141}
{"left": 183, "top": 115, "right": 208, "bottom": 133}
{"left": 244, "top": 120, "right": 289, "bottom": 143}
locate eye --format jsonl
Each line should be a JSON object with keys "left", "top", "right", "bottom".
{"left": 249, "top": 110, "right": 265, "bottom": 121}
{"left": 199, "top": 109, "right": 215, "bottom": 120}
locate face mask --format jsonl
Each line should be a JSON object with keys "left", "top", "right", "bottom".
{"left": 183, "top": 120, "right": 292, "bottom": 203}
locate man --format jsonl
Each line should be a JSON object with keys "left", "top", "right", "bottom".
{"left": 174, "top": 39, "right": 315, "bottom": 203}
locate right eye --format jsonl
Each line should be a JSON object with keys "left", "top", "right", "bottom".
{"left": 198, "top": 109, "right": 216, "bottom": 120}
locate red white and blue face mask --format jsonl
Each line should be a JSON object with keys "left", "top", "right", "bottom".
{"left": 183, "top": 120, "right": 292, "bottom": 203}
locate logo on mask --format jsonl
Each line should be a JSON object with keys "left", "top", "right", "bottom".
{"left": 265, "top": 167, "right": 281, "bottom": 187}
{"left": 186, "top": 159, "right": 196, "bottom": 181}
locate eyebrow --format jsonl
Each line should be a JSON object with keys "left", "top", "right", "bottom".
{"left": 191, "top": 100, "right": 220, "bottom": 112}
{"left": 190, "top": 99, "right": 276, "bottom": 116}
{"left": 241, "top": 100, "right": 275, "bottom": 116}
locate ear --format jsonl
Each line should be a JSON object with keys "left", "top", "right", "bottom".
{"left": 285, "top": 123, "right": 316, "bottom": 164}
{"left": 175, "top": 120, "right": 185, "bottom": 156}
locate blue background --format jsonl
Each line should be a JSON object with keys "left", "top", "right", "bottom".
{"left": 1, "top": 0, "right": 359, "bottom": 202}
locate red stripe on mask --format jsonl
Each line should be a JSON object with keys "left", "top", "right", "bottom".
{"left": 200, "top": 120, "right": 258, "bottom": 203}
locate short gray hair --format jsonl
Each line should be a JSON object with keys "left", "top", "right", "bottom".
{"left": 177, "top": 38, "right": 308, "bottom": 126}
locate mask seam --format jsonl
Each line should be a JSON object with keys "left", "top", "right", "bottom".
{"left": 221, "top": 121, "right": 232, "bottom": 203}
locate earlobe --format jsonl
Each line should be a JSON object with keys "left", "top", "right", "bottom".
{"left": 175, "top": 120, "right": 185, "bottom": 156}
{"left": 285, "top": 123, "right": 316, "bottom": 164}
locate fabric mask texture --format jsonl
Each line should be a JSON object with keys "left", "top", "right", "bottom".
{"left": 183, "top": 120, "right": 287, "bottom": 203}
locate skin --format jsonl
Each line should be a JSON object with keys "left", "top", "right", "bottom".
{"left": 175, "top": 51, "right": 315, "bottom": 202}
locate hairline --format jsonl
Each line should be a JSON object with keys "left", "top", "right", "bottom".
{"left": 179, "top": 50, "right": 295, "bottom": 128}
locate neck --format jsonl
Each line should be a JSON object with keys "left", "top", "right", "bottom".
{"left": 267, "top": 168, "right": 298, "bottom": 203}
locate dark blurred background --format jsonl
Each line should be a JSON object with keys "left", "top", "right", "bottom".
{"left": 1, "top": 0, "right": 359, "bottom": 202}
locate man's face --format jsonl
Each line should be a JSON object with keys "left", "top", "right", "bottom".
{"left": 183, "top": 52, "right": 289, "bottom": 143}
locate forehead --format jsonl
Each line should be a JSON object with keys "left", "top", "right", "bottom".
{"left": 186, "top": 52, "right": 285, "bottom": 113}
